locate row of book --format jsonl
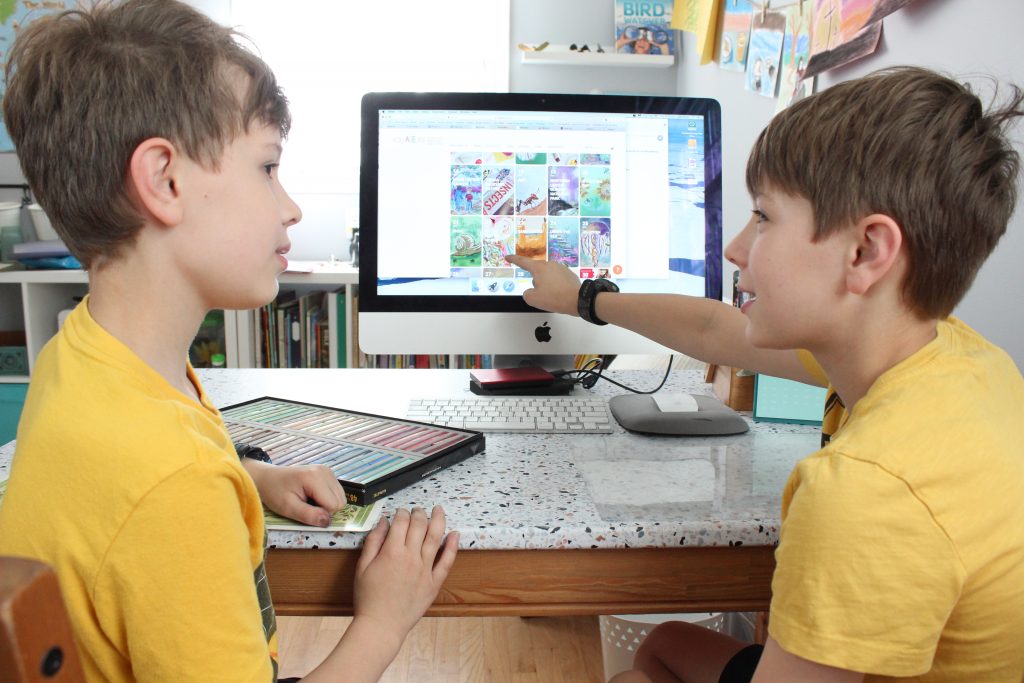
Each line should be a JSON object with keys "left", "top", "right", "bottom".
{"left": 252, "top": 288, "right": 495, "bottom": 370}
{"left": 356, "top": 354, "right": 496, "bottom": 369}
{"left": 358, "top": 354, "right": 453, "bottom": 369}
{"left": 253, "top": 289, "right": 344, "bottom": 369}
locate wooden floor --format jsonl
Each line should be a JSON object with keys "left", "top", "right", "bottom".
{"left": 277, "top": 615, "right": 606, "bottom": 682}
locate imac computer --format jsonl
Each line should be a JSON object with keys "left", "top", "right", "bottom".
{"left": 358, "top": 92, "right": 723, "bottom": 360}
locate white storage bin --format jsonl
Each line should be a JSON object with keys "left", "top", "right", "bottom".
{"left": 28, "top": 203, "right": 58, "bottom": 241}
{"left": 599, "top": 612, "right": 725, "bottom": 680}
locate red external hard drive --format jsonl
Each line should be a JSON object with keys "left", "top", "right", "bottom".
{"left": 470, "top": 366, "right": 557, "bottom": 388}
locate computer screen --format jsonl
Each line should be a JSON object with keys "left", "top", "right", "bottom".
{"left": 358, "top": 92, "right": 722, "bottom": 356}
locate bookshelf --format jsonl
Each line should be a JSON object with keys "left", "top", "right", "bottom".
{"left": 0, "top": 261, "right": 491, "bottom": 380}
{"left": 0, "top": 266, "right": 89, "bottom": 383}
{"left": 236, "top": 262, "right": 359, "bottom": 369}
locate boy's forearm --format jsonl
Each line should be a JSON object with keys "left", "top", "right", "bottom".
{"left": 593, "top": 292, "right": 813, "bottom": 382}
{"left": 594, "top": 292, "right": 745, "bottom": 364}
{"left": 301, "top": 615, "right": 406, "bottom": 683}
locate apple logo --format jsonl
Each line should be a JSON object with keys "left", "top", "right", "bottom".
{"left": 535, "top": 321, "right": 552, "bottom": 343}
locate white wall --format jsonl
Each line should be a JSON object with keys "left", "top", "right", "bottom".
{"left": 813, "top": 1, "right": 1024, "bottom": 367}
{"left": 5, "top": 0, "right": 1021, "bottom": 366}
{"left": 670, "top": 0, "right": 1024, "bottom": 367}
{"left": 509, "top": 0, "right": 1024, "bottom": 368}
{"left": 509, "top": 0, "right": 678, "bottom": 96}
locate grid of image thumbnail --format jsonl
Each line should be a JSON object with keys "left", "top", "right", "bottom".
{"left": 450, "top": 152, "right": 612, "bottom": 273}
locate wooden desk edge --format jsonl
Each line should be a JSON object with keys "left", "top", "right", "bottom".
{"left": 267, "top": 545, "right": 776, "bottom": 617}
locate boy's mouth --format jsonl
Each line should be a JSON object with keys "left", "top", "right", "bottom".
{"left": 738, "top": 289, "right": 757, "bottom": 312}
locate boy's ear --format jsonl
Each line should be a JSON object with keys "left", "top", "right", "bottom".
{"left": 845, "top": 214, "right": 904, "bottom": 296}
{"left": 127, "top": 138, "right": 183, "bottom": 227}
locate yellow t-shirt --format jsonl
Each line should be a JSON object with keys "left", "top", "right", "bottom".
{"left": 0, "top": 299, "right": 278, "bottom": 682}
{"left": 773, "top": 318, "right": 1024, "bottom": 681}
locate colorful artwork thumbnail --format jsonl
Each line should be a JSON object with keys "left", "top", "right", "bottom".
{"left": 515, "top": 165, "right": 548, "bottom": 215}
{"left": 482, "top": 166, "right": 515, "bottom": 215}
{"left": 580, "top": 166, "right": 611, "bottom": 216}
{"left": 450, "top": 216, "right": 482, "bottom": 267}
{"left": 548, "top": 166, "right": 579, "bottom": 216}
{"left": 482, "top": 216, "right": 515, "bottom": 267}
{"left": 548, "top": 217, "right": 580, "bottom": 267}
{"left": 516, "top": 152, "right": 547, "bottom": 165}
{"left": 580, "top": 218, "right": 611, "bottom": 267}
{"left": 515, "top": 216, "right": 548, "bottom": 260}
{"left": 451, "top": 165, "right": 482, "bottom": 215}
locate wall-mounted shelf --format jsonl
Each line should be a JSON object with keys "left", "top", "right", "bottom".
{"left": 519, "top": 45, "right": 674, "bottom": 68}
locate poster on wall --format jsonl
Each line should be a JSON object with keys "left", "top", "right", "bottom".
{"left": 803, "top": 0, "right": 882, "bottom": 78}
{"left": 671, "top": 0, "right": 721, "bottom": 64}
{"left": 0, "top": 1, "right": 78, "bottom": 152}
{"left": 719, "top": 0, "right": 754, "bottom": 72}
{"left": 776, "top": 0, "right": 815, "bottom": 111}
{"left": 615, "top": 0, "right": 675, "bottom": 55}
{"left": 745, "top": 6, "right": 786, "bottom": 97}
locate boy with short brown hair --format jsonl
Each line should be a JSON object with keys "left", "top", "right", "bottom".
{"left": 0, "top": 2, "right": 457, "bottom": 681}
{"left": 510, "top": 66, "right": 1024, "bottom": 682}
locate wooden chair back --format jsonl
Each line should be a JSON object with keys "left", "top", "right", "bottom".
{"left": 0, "top": 556, "right": 84, "bottom": 682}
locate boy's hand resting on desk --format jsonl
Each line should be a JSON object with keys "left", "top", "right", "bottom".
{"left": 241, "top": 460, "right": 346, "bottom": 527}
{"left": 303, "top": 506, "right": 459, "bottom": 682}
{"left": 355, "top": 506, "right": 459, "bottom": 642}
{"left": 506, "top": 255, "right": 581, "bottom": 316}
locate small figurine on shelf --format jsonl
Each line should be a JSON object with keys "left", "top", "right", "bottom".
{"left": 348, "top": 226, "right": 360, "bottom": 267}
{"left": 516, "top": 41, "right": 549, "bottom": 52}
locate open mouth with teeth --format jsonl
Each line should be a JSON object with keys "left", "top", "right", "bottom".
{"left": 738, "top": 290, "right": 757, "bottom": 311}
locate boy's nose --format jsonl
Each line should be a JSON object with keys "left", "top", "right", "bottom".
{"left": 725, "top": 214, "right": 755, "bottom": 267}
{"left": 281, "top": 188, "right": 302, "bottom": 228}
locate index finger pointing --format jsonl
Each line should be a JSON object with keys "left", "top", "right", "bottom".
{"left": 505, "top": 254, "right": 532, "bottom": 271}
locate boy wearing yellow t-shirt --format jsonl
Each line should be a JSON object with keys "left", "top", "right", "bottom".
{"left": 0, "top": 2, "right": 457, "bottom": 681}
{"left": 509, "top": 67, "right": 1024, "bottom": 682}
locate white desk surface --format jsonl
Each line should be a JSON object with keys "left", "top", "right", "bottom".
{"left": 0, "top": 368, "right": 821, "bottom": 553}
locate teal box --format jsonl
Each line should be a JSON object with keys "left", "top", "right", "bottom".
{"left": 0, "top": 383, "right": 29, "bottom": 444}
{"left": 0, "top": 346, "right": 28, "bottom": 375}
{"left": 753, "top": 374, "right": 827, "bottom": 426}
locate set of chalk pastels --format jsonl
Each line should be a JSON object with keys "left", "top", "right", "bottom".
{"left": 221, "top": 397, "right": 485, "bottom": 505}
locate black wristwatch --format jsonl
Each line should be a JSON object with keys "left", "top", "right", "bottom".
{"left": 235, "top": 442, "right": 272, "bottom": 464}
{"left": 577, "top": 278, "right": 619, "bottom": 326}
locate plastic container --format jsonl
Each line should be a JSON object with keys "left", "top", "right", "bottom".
{"left": 599, "top": 612, "right": 726, "bottom": 680}
{"left": 27, "top": 203, "right": 58, "bottom": 241}
{"left": 188, "top": 311, "right": 225, "bottom": 368}
{"left": 0, "top": 202, "right": 22, "bottom": 262}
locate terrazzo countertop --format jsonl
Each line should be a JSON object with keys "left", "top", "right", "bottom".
{"left": 0, "top": 368, "right": 821, "bottom": 551}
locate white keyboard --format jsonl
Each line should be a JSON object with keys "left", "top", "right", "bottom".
{"left": 406, "top": 397, "right": 616, "bottom": 433}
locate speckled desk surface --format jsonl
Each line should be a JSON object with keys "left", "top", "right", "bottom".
{"left": 0, "top": 368, "right": 821, "bottom": 553}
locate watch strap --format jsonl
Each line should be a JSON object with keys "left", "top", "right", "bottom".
{"left": 235, "top": 442, "right": 272, "bottom": 464}
{"left": 577, "top": 278, "right": 619, "bottom": 326}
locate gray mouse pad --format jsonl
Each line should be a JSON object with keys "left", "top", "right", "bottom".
{"left": 608, "top": 393, "right": 749, "bottom": 436}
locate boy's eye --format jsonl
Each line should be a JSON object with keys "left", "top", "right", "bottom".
{"left": 752, "top": 209, "right": 768, "bottom": 222}
{"left": 263, "top": 163, "right": 279, "bottom": 177}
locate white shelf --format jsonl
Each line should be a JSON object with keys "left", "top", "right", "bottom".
{"left": 0, "top": 267, "right": 88, "bottom": 284}
{"left": 519, "top": 45, "right": 674, "bottom": 68}
{"left": 0, "top": 264, "right": 360, "bottom": 376}
{"left": 278, "top": 260, "right": 358, "bottom": 286}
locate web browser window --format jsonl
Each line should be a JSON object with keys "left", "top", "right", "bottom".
{"left": 376, "top": 108, "right": 707, "bottom": 298}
